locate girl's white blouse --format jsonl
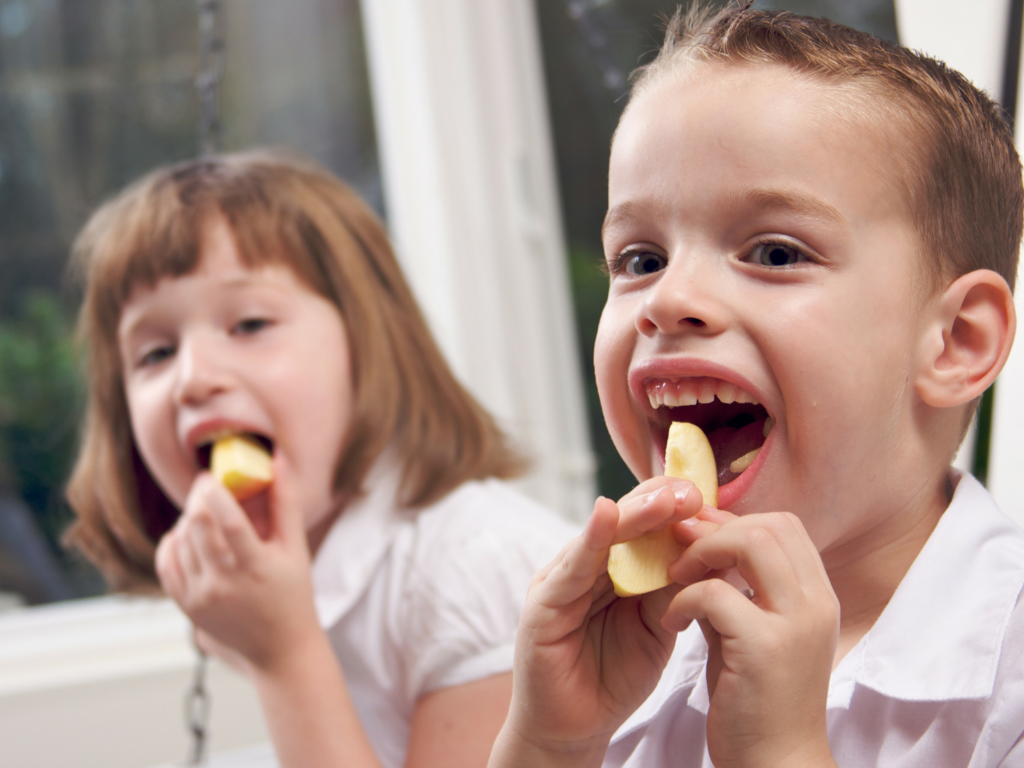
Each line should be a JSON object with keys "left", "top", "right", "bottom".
{"left": 311, "top": 463, "right": 579, "bottom": 768}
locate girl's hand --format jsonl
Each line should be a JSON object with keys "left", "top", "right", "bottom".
{"left": 490, "top": 477, "right": 704, "bottom": 768}
{"left": 154, "top": 463, "right": 321, "bottom": 675}
{"left": 665, "top": 510, "right": 840, "bottom": 768}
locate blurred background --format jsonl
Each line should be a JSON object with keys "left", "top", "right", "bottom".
{"left": 0, "top": 1, "right": 1020, "bottom": 766}
{"left": 0, "top": 0, "right": 906, "bottom": 611}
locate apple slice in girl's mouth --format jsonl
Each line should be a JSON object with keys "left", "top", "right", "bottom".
{"left": 210, "top": 434, "right": 274, "bottom": 500}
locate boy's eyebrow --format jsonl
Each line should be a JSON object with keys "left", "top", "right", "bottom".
{"left": 738, "top": 188, "right": 847, "bottom": 225}
{"left": 602, "top": 201, "right": 653, "bottom": 240}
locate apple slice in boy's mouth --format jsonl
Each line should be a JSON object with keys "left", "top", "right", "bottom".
{"left": 646, "top": 377, "right": 772, "bottom": 486}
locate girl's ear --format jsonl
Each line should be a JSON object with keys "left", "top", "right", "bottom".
{"left": 916, "top": 269, "right": 1016, "bottom": 407}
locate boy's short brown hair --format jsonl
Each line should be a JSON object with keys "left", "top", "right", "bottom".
{"left": 628, "top": 1, "right": 1022, "bottom": 293}
{"left": 65, "top": 149, "right": 525, "bottom": 592}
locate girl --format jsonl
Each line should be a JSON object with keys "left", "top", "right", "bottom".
{"left": 63, "top": 149, "right": 578, "bottom": 768}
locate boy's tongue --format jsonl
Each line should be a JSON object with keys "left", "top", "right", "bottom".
{"left": 706, "top": 417, "right": 768, "bottom": 485}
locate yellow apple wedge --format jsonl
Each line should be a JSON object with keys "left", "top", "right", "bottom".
{"left": 211, "top": 435, "right": 273, "bottom": 501}
{"left": 607, "top": 422, "right": 718, "bottom": 597}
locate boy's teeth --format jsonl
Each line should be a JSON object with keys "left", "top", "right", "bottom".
{"left": 646, "top": 377, "right": 759, "bottom": 409}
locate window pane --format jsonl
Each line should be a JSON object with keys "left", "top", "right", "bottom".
{"left": 0, "top": 0, "right": 380, "bottom": 606}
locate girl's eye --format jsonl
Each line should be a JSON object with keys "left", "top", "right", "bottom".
{"left": 747, "top": 241, "right": 808, "bottom": 267}
{"left": 138, "top": 345, "right": 175, "bottom": 368}
{"left": 233, "top": 317, "right": 271, "bottom": 335}
{"left": 613, "top": 250, "right": 668, "bottom": 277}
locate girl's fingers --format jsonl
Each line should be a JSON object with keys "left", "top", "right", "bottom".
{"left": 186, "top": 507, "right": 237, "bottom": 571}
{"left": 155, "top": 532, "right": 186, "bottom": 599}
{"left": 187, "top": 474, "right": 262, "bottom": 570}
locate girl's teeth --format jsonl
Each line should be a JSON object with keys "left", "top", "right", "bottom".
{"left": 718, "top": 383, "right": 736, "bottom": 404}
{"left": 763, "top": 417, "right": 774, "bottom": 437}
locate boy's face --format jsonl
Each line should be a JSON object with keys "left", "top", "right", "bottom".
{"left": 598, "top": 64, "right": 936, "bottom": 551}
{"left": 118, "top": 216, "right": 354, "bottom": 536}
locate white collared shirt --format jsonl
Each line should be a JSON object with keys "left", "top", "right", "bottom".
{"left": 607, "top": 472, "right": 1024, "bottom": 768}
{"left": 310, "top": 467, "right": 579, "bottom": 768}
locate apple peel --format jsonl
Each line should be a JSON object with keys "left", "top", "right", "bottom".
{"left": 211, "top": 435, "right": 273, "bottom": 501}
{"left": 607, "top": 422, "right": 718, "bottom": 597}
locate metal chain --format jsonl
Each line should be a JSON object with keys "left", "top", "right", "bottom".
{"left": 184, "top": 644, "right": 211, "bottom": 766}
{"left": 196, "top": 0, "right": 225, "bottom": 156}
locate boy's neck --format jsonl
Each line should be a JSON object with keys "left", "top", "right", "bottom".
{"left": 823, "top": 468, "right": 952, "bottom": 669}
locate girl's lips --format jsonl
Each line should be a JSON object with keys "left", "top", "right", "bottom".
{"left": 184, "top": 419, "right": 274, "bottom": 465}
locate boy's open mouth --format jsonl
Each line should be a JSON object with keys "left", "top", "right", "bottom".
{"left": 195, "top": 431, "right": 275, "bottom": 470}
{"left": 646, "top": 377, "right": 772, "bottom": 486}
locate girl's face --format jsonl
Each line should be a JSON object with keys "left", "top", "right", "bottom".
{"left": 118, "top": 215, "right": 354, "bottom": 536}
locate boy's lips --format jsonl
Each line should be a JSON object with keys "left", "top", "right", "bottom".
{"left": 632, "top": 368, "right": 774, "bottom": 509}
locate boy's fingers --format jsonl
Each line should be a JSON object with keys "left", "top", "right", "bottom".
{"left": 669, "top": 517, "right": 803, "bottom": 613}
{"left": 533, "top": 497, "right": 618, "bottom": 606}
{"left": 613, "top": 482, "right": 702, "bottom": 543}
{"left": 662, "top": 575, "right": 762, "bottom": 635}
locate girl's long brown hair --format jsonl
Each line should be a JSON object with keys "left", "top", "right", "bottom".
{"left": 65, "top": 149, "right": 525, "bottom": 592}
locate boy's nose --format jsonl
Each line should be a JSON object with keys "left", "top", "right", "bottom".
{"left": 635, "top": 261, "right": 728, "bottom": 338}
{"left": 173, "top": 335, "right": 232, "bottom": 405}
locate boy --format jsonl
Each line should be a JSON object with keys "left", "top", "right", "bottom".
{"left": 488, "top": 3, "right": 1023, "bottom": 767}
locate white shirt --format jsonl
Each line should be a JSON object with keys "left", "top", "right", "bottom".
{"left": 607, "top": 472, "right": 1024, "bottom": 768}
{"left": 311, "top": 467, "right": 579, "bottom": 768}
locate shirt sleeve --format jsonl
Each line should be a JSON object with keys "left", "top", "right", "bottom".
{"left": 395, "top": 485, "right": 578, "bottom": 702}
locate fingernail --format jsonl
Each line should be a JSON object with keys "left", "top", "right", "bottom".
{"left": 644, "top": 489, "right": 666, "bottom": 504}
{"left": 671, "top": 481, "right": 692, "bottom": 503}
{"left": 679, "top": 517, "right": 700, "bottom": 527}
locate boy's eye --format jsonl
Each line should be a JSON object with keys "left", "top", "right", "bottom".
{"left": 614, "top": 250, "right": 668, "bottom": 276}
{"left": 233, "top": 317, "right": 271, "bottom": 335}
{"left": 747, "top": 241, "right": 807, "bottom": 267}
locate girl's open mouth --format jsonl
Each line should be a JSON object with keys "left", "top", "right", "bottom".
{"left": 195, "top": 431, "right": 275, "bottom": 469}
{"left": 646, "top": 377, "right": 772, "bottom": 487}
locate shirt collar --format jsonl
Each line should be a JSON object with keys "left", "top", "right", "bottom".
{"left": 310, "top": 455, "right": 412, "bottom": 628}
{"left": 832, "top": 471, "right": 1024, "bottom": 704}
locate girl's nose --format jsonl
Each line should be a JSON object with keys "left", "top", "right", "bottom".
{"left": 635, "top": 259, "right": 728, "bottom": 338}
{"left": 173, "top": 335, "right": 232, "bottom": 406}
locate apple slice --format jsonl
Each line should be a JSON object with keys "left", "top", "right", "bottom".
{"left": 607, "top": 422, "right": 718, "bottom": 597}
{"left": 211, "top": 435, "right": 273, "bottom": 501}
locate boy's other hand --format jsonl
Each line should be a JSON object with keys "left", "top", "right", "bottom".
{"left": 492, "top": 478, "right": 703, "bottom": 767}
{"left": 665, "top": 511, "right": 840, "bottom": 768}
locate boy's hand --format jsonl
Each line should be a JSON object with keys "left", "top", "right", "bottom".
{"left": 491, "top": 478, "right": 703, "bottom": 768}
{"left": 666, "top": 510, "right": 840, "bottom": 768}
{"left": 154, "top": 464, "right": 322, "bottom": 676}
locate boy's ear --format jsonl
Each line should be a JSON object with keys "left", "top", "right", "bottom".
{"left": 916, "top": 269, "right": 1016, "bottom": 408}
